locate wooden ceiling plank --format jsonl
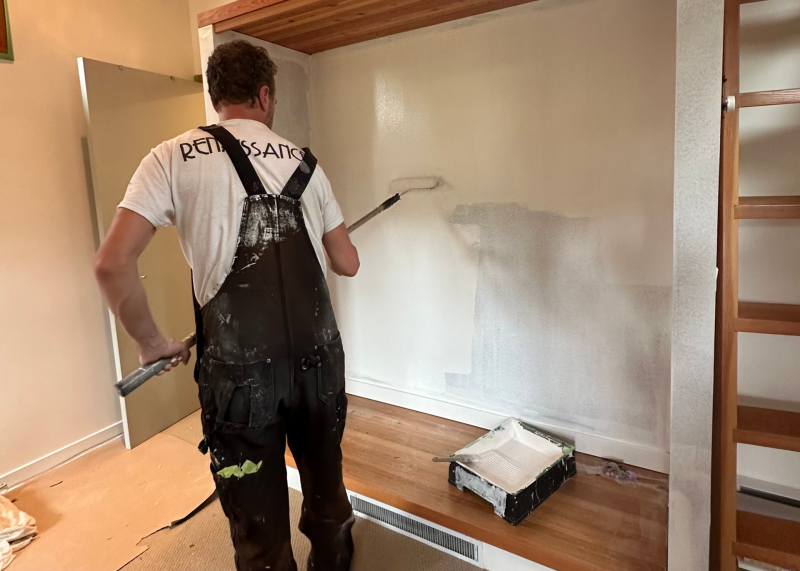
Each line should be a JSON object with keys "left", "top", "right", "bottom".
{"left": 239, "top": 0, "right": 387, "bottom": 38}
{"left": 198, "top": 0, "right": 288, "bottom": 29}
{"left": 299, "top": 0, "right": 533, "bottom": 53}
{"left": 281, "top": 0, "right": 536, "bottom": 52}
{"left": 215, "top": 0, "right": 339, "bottom": 33}
{"left": 281, "top": 0, "right": 501, "bottom": 51}
{"left": 274, "top": 0, "right": 487, "bottom": 47}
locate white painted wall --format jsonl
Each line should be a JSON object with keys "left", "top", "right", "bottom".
{"left": 737, "top": 0, "right": 800, "bottom": 494}
{"left": 0, "top": 0, "right": 196, "bottom": 486}
{"left": 308, "top": 0, "right": 676, "bottom": 470}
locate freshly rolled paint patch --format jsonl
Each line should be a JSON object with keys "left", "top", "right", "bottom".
{"left": 216, "top": 460, "right": 263, "bottom": 479}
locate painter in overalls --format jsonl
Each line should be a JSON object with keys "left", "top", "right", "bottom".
{"left": 94, "top": 40, "right": 360, "bottom": 571}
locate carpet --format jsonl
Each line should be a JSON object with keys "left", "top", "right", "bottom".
{"left": 126, "top": 411, "right": 478, "bottom": 571}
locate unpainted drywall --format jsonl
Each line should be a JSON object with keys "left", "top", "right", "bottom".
{"left": 0, "top": 0, "right": 195, "bottom": 481}
{"left": 736, "top": 0, "right": 800, "bottom": 493}
{"left": 311, "top": 0, "right": 676, "bottom": 458}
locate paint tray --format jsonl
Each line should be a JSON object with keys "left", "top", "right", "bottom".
{"left": 447, "top": 419, "right": 576, "bottom": 525}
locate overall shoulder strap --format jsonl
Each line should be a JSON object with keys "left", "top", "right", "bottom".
{"left": 281, "top": 148, "right": 318, "bottom": 200}
{"left": 199, "top": 125, "right": 266, "bottom": 196}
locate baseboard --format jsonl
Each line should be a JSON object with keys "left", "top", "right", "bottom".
{"left": 1, "top": 421, "right": 123, "bottom": 489}
{"left": 346, "top": 376, "right": 670, "bottom": 474}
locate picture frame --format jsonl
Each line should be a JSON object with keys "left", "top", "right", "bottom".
{"left": 1, "top": 0, "right": 13, "bottom": 62}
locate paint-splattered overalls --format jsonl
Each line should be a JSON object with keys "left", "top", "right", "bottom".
{"left": 193, "top": 125, "right": 354, "bottom": 571}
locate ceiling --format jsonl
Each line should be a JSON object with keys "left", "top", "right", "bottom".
{"left": 199, "top": 0, "right": 540, "bottom": 54}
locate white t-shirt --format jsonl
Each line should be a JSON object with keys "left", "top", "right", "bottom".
{"left": 119, "top": 119, "right": 344, "bottom": 307}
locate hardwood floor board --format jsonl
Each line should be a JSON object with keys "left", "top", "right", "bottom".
{"left": 285, "top": 395, "right": 668, "bottom": 571}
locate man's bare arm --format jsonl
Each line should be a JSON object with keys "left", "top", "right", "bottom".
{"left": 322, "top": 223, "right": 360, "bottom": 277}
{"left": 94, "top": 208, "right": 190, "bottom": 369}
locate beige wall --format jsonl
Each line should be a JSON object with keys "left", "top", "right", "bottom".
{"left": 0, "top": 0, "right": 195, "bottom": 480}
{"left": 311, "top": 0, "right": 676, "bottom": 466}
{"left": 737, "top": 0, "right": 800, "bottom": 493}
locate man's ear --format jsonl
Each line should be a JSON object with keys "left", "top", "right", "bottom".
{"left": 258, "top": 85, "right": 271, "bottom": 111}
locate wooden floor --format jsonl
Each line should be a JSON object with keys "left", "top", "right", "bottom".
{"left": 286, "top": 396, "right": 668, "bottom": 571}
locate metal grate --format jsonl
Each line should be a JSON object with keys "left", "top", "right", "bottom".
{"left": 349, "top": 494, "right": 480, "bottom": 563}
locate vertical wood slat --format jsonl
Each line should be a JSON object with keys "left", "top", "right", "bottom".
{"left": 713, "top": 0, "right": 740, "bottom": 570}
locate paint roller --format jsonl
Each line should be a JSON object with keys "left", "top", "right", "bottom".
{"left": 114, "top": 176, "right": 440, "bottom": 397}
{"left": 346, "top": 177, "right": 441, "bottom": 233}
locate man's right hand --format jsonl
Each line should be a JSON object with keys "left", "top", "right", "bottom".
{"left": 137, "top": 336, "right": 191, "bottom": 374}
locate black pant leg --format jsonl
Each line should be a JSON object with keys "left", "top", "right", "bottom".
{"left": 287, "top": 366, "right": 354, "bottom": 571}
{"left": 211, "top": 422, "right": 297, "bottom": 571}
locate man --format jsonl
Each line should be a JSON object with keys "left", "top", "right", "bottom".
{"left": 94, "top": 40, "right": 359, "bottom": 571}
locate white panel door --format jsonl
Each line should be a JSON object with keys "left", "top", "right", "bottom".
{"left": 79, "top": 58, "right": 205, "bottom": 448}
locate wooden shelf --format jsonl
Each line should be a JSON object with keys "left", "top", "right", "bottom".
{"left": 735, "top": 511, "right": 800, "bottom": 570}
{"left": 199, "top": 0, "right": 542, "bottom": 54}
{"left": 286, "top": 395, "right": 669, "bottom": 571}
{"left": 736, "top": 302, "right": 800, "bottom": 336}
{"left": 739, "top": 89, "right": 800, "bottom": 108}
{"left": 736, "top": 196, "right": 800, "bottom": 219}
{"left": 735, "top": 406, "right": 800, "bottom": 452}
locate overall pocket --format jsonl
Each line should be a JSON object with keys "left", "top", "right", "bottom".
{"left": 198, "top": 356, "right": 276, "bottom": 433}
{"left": 314, "top": 334, "right": 345, "bottom": 406}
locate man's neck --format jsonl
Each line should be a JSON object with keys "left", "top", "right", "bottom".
{"left": 217, "top": 105, "right": 267, "bottom": 125}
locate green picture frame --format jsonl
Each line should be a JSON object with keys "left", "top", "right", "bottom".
{"left": 1, "top": 0, "right": 13, "bottom": 62}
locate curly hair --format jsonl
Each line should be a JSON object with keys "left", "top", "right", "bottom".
{"left": 206, "top": 40, "right": 278, "bottom": 108}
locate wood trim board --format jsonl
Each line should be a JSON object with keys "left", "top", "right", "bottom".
{"left": 735, "top": 196, "right": 800, "bottom": 219}
{"left": 739, "top": 89, "right": 800, "bottom": 108}
{"left": 734, "top": 406, "right": 800, "bottom": 452}
{"left": 734, "top": 511, "right": 800, "bottom": 571}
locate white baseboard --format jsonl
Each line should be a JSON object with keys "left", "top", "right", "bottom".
{"left": 346, "top": 376, "right": 669, "bottom": 474}
{"left": 483, "top": 544, "right": 556, "bottom": 571}
{"left": 1, "top": 422, "right": 123, "bottom": 489}
{"left": 286, "top": 465, "right": 302, "bottom": 492}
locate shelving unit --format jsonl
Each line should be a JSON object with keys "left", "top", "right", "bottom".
{"left": 713, "top": 0, "right": 800, "bottom": 569}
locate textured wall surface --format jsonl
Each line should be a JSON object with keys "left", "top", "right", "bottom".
{"left": 0, "top": 0, "right": 195, "bottom": 480}
{"left": 668, "top": 0, "right": 723, "bottom": 569}
{"left": 311, "top": 0, "right": 677, "bottom": 461}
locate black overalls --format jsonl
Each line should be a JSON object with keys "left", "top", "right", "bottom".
{"left": 193, "top": 125, "right": 354, "bottom": 571}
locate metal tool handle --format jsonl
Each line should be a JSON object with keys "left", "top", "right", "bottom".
{"left": 347, "top": 193, "right": 402, "bottom": 234}
{"left": 115, "top": 333, "right": 197, "bottom": 397}
{"left": 432, "top": 454, "right": 479, "bottom": 465}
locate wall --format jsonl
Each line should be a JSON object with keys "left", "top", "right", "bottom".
{"left": 737, "top": 0, "right": 800, "bottom": 496}
{"left": 310, "top": 0, "right": 676, "bottom": 470}
{"left": 0, "top": 0, "right": 195, "bottom": 484}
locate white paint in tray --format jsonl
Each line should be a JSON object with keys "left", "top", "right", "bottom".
{"left": 453, "top": 419, "right": 568, "bottom": 494}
